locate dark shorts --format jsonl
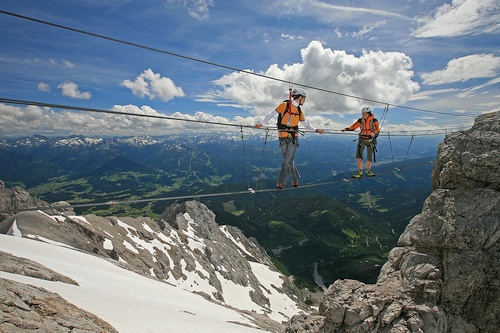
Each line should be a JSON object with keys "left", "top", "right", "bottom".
{"left": 356, "top": 139, "right": 376, "bottom": 161}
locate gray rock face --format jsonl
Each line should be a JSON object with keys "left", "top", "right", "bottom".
{"left": 0, "top": 180, "right": 50, "bottom": 221}
{"left": 158, "top": 200, "right": 293, "bottom": 307}
{"left": 285, "top": 112, "right": 500, "bottom": 333}
{"left": 432, "top": 112, "right": 500, "bottom": 191}
{"left": 0, "top": 251, "right": 78, "bottom": 285}
{"left": 0, "top": 277, "right": 118, "bottom": 333}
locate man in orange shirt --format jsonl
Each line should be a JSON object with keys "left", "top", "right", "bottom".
{"left": 341, "top": 107, "right": 380, "bottom": 178}
{"left": 255, "top": 88, "right": 324, "bottom": 189}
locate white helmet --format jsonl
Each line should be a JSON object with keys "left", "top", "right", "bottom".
{"left": 361, "top": 106, "right": 372, "bottom": 114}
{"left": 292, "top": 87, "right": 306, "bottom": 97}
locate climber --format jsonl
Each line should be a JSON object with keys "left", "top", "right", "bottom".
{"left": 255, "top": 87, "right": 324, "bottom": 189}
{"left": 341, "top": 106, "right": 380, "bottom": 178}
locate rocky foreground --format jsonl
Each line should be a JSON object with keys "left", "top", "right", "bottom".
{"left": 285, "top": 111, "right": 499, "bottom": 333}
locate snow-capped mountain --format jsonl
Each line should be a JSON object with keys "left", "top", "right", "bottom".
{"left": 0, "top": 132, "right": 261, "bottom": 149}
{"left": 0, "top": 235, "right": 279, "bottom": 333}
{"left": 0, "top": 183, "right": 307, "bottom": 332}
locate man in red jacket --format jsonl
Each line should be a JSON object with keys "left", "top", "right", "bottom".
{"left": 341, "top": 107, "right": 380, "bottom": 178}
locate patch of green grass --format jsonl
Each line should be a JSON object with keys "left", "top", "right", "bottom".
{"left": 357, "top": 191, "right": 388, "bottom": 212}
{"left": 309, "top": 210, "right": 328, "bottom": 218}
{"left": 341, "top": 228, "right": 358, "bottom": 239}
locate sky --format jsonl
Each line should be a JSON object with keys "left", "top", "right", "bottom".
{"left": 0, "top": 0, "right": 499, "bottom": 138}
{"left": 1, "top": 215, "right": 302, "bottom": 332}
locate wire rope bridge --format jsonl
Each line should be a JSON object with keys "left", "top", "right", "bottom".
{"left": 0, "top": 10, "right": 481, "bottom": 214}
{"left": 0, "top": 98, "right": 442, "bottom": 215}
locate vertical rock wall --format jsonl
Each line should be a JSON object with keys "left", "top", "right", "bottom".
{"left": 285, "top": 112, "right": 500, "bottom": 333}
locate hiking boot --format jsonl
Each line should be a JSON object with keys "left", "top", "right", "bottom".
{"left": 277, "top": 183, "right": 284, "bottom": 190}
{"left": 366, "top": 170, "right": 375, "bottom": 177}
{"left": 292, "top": 181, "right": 299, "bottom": 188}
{"left": 352, "top": 170, "right": 363, "bottom": 179}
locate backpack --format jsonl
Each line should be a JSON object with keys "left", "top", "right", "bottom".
{"left": 357, "top": 117, "right": 378, "bottom": 139}
{"left": 277, "top": 100, "right": 302, "bottom": 131}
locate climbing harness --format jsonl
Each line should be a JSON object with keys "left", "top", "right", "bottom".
{"left": 357, "top": 136, "right": 377, "bottom": 162}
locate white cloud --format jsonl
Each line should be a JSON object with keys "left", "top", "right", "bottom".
{"left": 57, "top": 81, "right": 92, "bottom": 99}
{"left": 0, "top": 102, "right": 257, "bottom": 137}
{"left": 294, "top": 0, "right": 413, "bottom": 21}
{"left": 410, "top": 88, "right": 460, "bottom": 101}
{"left": 421, "top": 54, "right": 500, "bottom": 85}
{"left": 413, "top": 0, "right": 500, "bottom": 38}
{"left": 188, "top": 0, "right": 214, "bottom": 19}
{"left": 457, "top": 77, "right": 500, "bottom": 98}
{"left": 194, "top": 93, "right": 219, "bottom": 103}
{"left": 166, "top": 0, "right": 214, "bottom": 20}
{"left": 408, "top": 84, "right": 499, "bottom": 116}
{"left": 38, "top": 82, "right": 50, "bottom": 92}
{"left": 48, "top": 58, "right": 75, "bottom": 68}
{"left": 61, "top": 59, "right": 75, "bottom": 68}
{"left": 353, "top": 20, "right": 387, "bottom": 39}
{"left": 111, "top": 104, "right": 161, "bottom": 116}
{"left": 381, "top": 119, "right": 444, "bottom": 135}
{"left": 281, "top": 33, "right": 305, "bottom": 40}
{"left": 0, "top": 104, "right": 47, "bottom": 123}
{"left": 211, "top": 41, "right": 420, "bottom": 115}
{"left": 121, "top": 68, "right": 185, "bottom": 102}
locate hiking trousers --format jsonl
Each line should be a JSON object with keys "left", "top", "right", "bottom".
{"left": 278, "top": 137, "right": 300, "bottom": 185}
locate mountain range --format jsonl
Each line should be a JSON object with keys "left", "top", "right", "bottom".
{"left": 0, "top": 133, "right": 438, "bottom": 288}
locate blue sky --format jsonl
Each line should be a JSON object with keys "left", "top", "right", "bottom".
{"left": 0, "top": 0, "right": 499, "bottom": 138}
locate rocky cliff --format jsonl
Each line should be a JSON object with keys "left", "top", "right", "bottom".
{"left": 0, "top": 180, "right": 50, "bottom": 221}
{"left": 285, "top": 111, "right": 499, "bottom": 333}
